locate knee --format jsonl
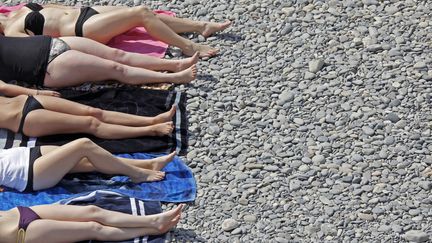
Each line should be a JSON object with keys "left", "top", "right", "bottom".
{"left": 87, "top": 107, "right": 104, "bottom": 119}
{"left": 84, "top": 205, "right": 103, "bottom": 219}
{"left": 109, "top": 62, "right": 127, "bottom": 77}
{"left": 133, "top": 6, "right": 155, "bottom": 19}
{"left": 109, "top": 48, "right": 127, "bottom": 63}
{"left": 87, "top": 117, "right": 102, "bottom": 133}
{"left": 88, "top": 221, "right": 105, "bottom": 238}
{"left": 73, "top": 137, "right": 94, "bottom": 148}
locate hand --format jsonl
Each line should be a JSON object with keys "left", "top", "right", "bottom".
{"left": 37, "top": 90, "right": 61, "bottom": 97}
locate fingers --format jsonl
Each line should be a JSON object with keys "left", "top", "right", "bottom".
{"left": 38, "top": 90, "right": 61, "bottom": 97}
{"left": 52, "top": 91, "right": 61, "bottom": 97}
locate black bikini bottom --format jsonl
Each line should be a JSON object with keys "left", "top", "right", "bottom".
{"left": 75, "top": 7, "right": 100, "bottom": 37}
{"left": 23, "top": 146, "right": 42, "bottom": 192}
{"left": 18, "top": 96, "right": 44, "bottom": 134}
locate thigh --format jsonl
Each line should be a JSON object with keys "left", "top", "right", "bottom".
{"left": 81, "top": 8, "right": 141, "bottom": 43}
{"left": 31, "top": 204, "right": 96, "bottom": 221}
{"left": 60, "top": 36, "right": 121, "bottom": 60}
{"left": 34, "top": 95, "right": 94, "bottom": 116}
{"left": 23, "top": 109, "right": 92, "bottom": 137}
{"left": 26, "top": 219, "right": 95, "bottom": 243}
{"left": 39, "top": 145, "right": 60, "bottom": 155}
{"left": 44, "top": 50, "right": 116, "bottom": 88}
{"left": 33, "top": 141, "right": 86, "bottom": 190}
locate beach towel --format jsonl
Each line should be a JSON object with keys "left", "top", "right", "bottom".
{"left": 0, "top": 4, "right": 174, "bottom": 57}
{"left": 0, "top": 3, "right": 25, "bottom": 14}
{"left": 107, "top": 10, "right": 175, "bottom": 58}
{"left": 0, "top": 88, "right": 189, "bottom": 155}
{"left": 0, "top": 153, "right": 196, "bottom": 210}
{"left": 59, "top": 190, "right": 166, "bottom": 243}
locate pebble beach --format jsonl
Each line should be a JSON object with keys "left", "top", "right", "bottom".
{"left": 6, "top": 0, "right": 432, "bottom": 242}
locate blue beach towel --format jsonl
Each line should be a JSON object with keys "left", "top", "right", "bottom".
{"left": 0, "top": 153, "right": 196, "bottom": 210}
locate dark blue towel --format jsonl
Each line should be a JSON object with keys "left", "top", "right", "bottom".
{"left": 0, "top": 153, "right": 196, "bottom": 210}
{"left": 59, "top": 190, "right": 165, "bottom": 243}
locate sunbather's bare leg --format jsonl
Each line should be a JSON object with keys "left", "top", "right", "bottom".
{"left": 73, "top": 152, "right": 177, "bottom": 173}
{"left": 156, "top": 14, "right": 231, "bottom": 37}
{"left": 33, "top": 139, "right": 166, "bottom": 190}
{"left": 82, "top": 6, "right": 217, "bottom": 57}
{"left": 40, "top": 146, "right": 175, "bottom": 173}
{"left": 30, "top": 204, "right": 184, "bottom": 231}
{"left": 25, "top": 215, "right": 180, "bottom": 241}
{"left": 25, "top": 221, "right": 158, "bottom": 242}
{"left": 61, "top": 37, "right": 199, "bottom": 72}
{"left": 88, "top": 5, "right": 231, "bottom": 37}
{"left": 34, "top": 95, "right": 176, "bottom": 126}
{"left": 44, "top": 50, "right": 197, "bottom": 88}
{"left": 24, "top": 110, "right": 174, "bottom": 139}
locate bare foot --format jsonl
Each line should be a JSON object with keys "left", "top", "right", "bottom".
{"left": 147, "top": 121, "right": 174, "bottom": 136}
{"left": 172, "top": 64, "right": 197, "bottom": 84}
{"left": 153, "top": 105, "right": 176, "bottom": 124}
{"left": 131, "top": 169, "right": 165, "bottom": 183}
{"left": 149, "top": 151, "right": 176, "bottom": 171}
{"left": 150, "top": 204, "right": 185, "bottom": 233}
{"left": 183, "top": 43, "right": 219, "bottom": 58}
{"left": 201, "top": 20, "right": 232, "bottom": 38}
{"left": 174, "top": 52, "right": 199, "bottom": 72}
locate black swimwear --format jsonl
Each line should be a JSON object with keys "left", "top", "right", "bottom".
{"left": 75, "top": 7, "right": 99, "bottom": 37}
{"left": 0, "top": 35, "right": 52, "bottom": 86}
{"left": 24, "top": 3, "right": 44, "bottom": 35}
{"left": 18, "top": 96, "right": 44, "bottom": 134}
{"left": 23, "top": 146, "right": 42, "bottom": 193}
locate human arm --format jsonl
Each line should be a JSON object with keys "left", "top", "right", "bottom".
{"left": 0, "top": 80, "right": 60, "bottom": 97}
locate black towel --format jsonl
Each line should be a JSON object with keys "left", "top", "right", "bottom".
{"left": 32, "top": 87, "right": 188, "bottom": 155}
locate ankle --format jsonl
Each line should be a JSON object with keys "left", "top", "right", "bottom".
{"left": 197, "top": 22, "right": 206, "bottom": 34}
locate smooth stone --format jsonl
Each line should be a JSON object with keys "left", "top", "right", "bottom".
{"left": 418, "top": 181, "right": 432, "bottom": 190}
{"left": 312, "top": 154, "right": 325, "bottom": 164}
{"left": 299, "top": 164, "right": 310, "bottom": 172}
{"left": 222, "top": 219, "right": 240, "bottom": 232}
{"left": 414, "top": 62, "right": 427, "bottom": 69}
{"left": 319, "top": 196, "right": 333, "bottom": 205}
{"left": 357, "top": 213, "right": 374, "bottom": 221}
{"left": 386, "top": 113, "right": 400, "bottom": 123}
{"left": 294, "top": 118, "right": 304, "bottom": 125}
{"left": 277, "top": 91, "right": 295, "bottom": 106}
{"left": 264, "top": 165, "right": 279, "bottom": 171}
{"left": 362, "top": 126, "right": 375, "bottom": 136}
{"left": 367, "top": 44, "right": 383, "bottom": 52}
{"left": 402, "top": 230, "right": 429, "bottom": 242}
{"left": 244, "top": 215, "right": 257, "bottom": 223}
{"left": 290, "top": 179, "right": 302, "bottom": 191}
{"left": 309, "top": 59, "right": 325, "bottom": 73}
{"left": 352, "top": 154, "right": 363, "bottom": 162}
{"left": 384, "top": 136, "right": 395, "bottom": 145}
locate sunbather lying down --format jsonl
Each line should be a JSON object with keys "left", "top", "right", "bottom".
{"left": 0, "top": 138, "right": 177, "bottom": 193}
{"left": 0, "top": 82, "right": 178, "bottom": 139}
{"left": 0, "top": 202, "right": 185, "bottom": 242}
{"left": 0, "top": 35, "right": 199, "bottom": 89}
{"left": 0, "top": 2, "right": 231, "bottom": 57}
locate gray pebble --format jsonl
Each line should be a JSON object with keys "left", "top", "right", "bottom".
{"left": 222, "top": 219, "right": 240, "bottom": 232}
{"left": 309, "top": 59, "right": 325, "bottom": 73}
{"left": 402, "top": 230, "right": 429, "bottom": 242}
